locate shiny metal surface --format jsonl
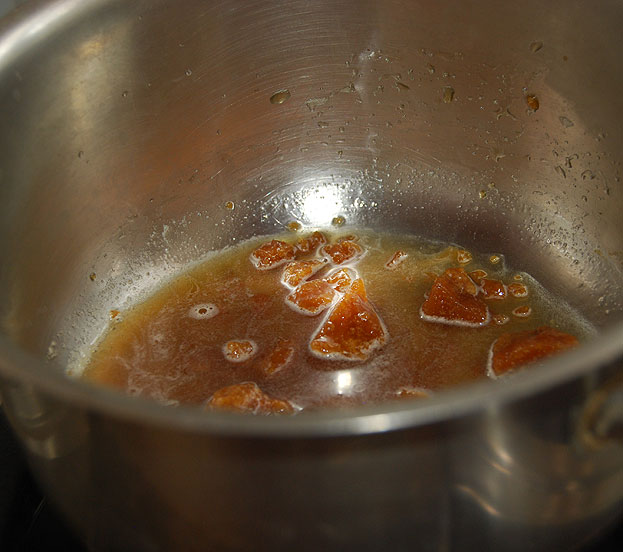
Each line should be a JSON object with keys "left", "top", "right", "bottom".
{"left": 0, "top": 0, "right": 622, "bottom": 550}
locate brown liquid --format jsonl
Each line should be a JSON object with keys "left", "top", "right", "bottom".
{"left": 82, "top": 230, "right": 592, "bottom": 410}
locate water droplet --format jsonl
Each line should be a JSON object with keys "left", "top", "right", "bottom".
{"left": 121, "top": 90, "right": 128, "bottom": 98}
{"left": 559, "top": 116, "right": 574, "bottom": 128}
{"left": 479, "top": 190, "right": 487, "bottom": 199}
{"left": 317, "top": 121, "right": 329, "bottom": 128}
{"left": 530, "top": 41, "right": 543, "bottom": 53}
{"left": 442, "top": 86, "right": 455, "bottom": 103}
{"left": 581, "top": 169, "right": 595, "bottom": 180}
{"left": 489, "top": 255, "right": 501, "bottom": 265}
{"left": 555, "top": 165, "right": 566, "bottom": 178}
{"left": 270, "top": 89, "right": 291, "bottom": 104}
{"left": 427, "top": 63, "right": 435, "bottom": 74}
{"left": 185, "top": 69, "right": 192, "bottom": 76}
{"left": 89, "top": 272, "right": 96, "bottom": 281}
{"left": 331, "top": 216, "right": 346, "bottom": 227}
{"left": 78, "top": 150, "right": 84, "bottom": 159}
{"left": 287, "top": 221, "right": 302, "bottom": 232}
{"left": 224, "top": 201, "right": 235, "bottom": 210}
{"left": 395, "top": 82, "right": 410, "bottom": 91}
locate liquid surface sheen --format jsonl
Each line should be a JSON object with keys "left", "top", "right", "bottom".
{"left": 83, "top": 230, "right": 591, "bottom": 412}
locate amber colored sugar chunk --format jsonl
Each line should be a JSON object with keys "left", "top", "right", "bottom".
{"left": 310, "top": 278, "right": 388, "bottom": 361}
{"left": 480, "top": 279, "right": 507, "bottom": 300}
{"left": 281, "top": 259, "right": 326, "bottom": 288}
{"left": 456, "top": 250, "right": 473, "bottom": 264}
{"left": 420, "top": 268, "right": 490, "bottom": 327}
{"left": 385, "top": 250, "right": 408, "bottom": 270}
{"left": 489, "top": 326, "right": 578, "bottom": 377}
{"left": 222, "top": 340, "right": 257, "bottom": 363}
{"left": 250, "top": 240, "right": 296, "bottom": 270}
{"left": 469, "top": 269, "right": 487, "bottom": 283}
{"left": 206, "top": 382, "right": 294, "bottom": 414}
{"left": 508, "top": 282, "right": 529, "bottom": 298}
{"left": 263, "top": 339, "right": 295, "bottom": 375}
{"left": 321, "top": 240, "right": 364, "bottom": 265}
{"left": 295, "top": 231, "right": 327, "bottom": 257}
{"left": 324, "top": 267, "right": 356, "bottom": 292}
{"left": 286, "top": 279, "right": 336, "bottom": 315}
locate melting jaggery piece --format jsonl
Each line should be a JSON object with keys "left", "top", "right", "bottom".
{"left": 395, "top": 387, "right": 432, "bottom": 399}
{"left": 323, "top": 267, "right": 356, "bottom": 292}
{"left": 508, "top": 282, "right": 529, "bottom": 298}
{"left": 281, "top": 259, "right": 327, "bottom": 288}
{"left": 420, "top": 268, "right": 490, "bottom": 327}
{"left": 321, "top": 240, "right": 364, "bottom": 265}
{"left": 480, "top": 279, "right": 507, "bottom": 300}
{"left": 488, "top": 326, "right": 578, "bottom": 377}
{"left": 295, "top": 231, "right": 327, "bottom": 257}
{"left": 263, "top": 339, "right": 295, "bottom": 375}
{"left": 285, "top": 279, "right": 336, "bottom": 315}
{"left": 222, "top": 340, "right": 258, "bottom": 363}
{"left": 206, "top": 382, "right": 295, "bottom": 414}
{"left": 310, "top": 278, "right": 388, "bottom": 361}
{"left": 250, "top": 240, "right": 296, "bottom": 270}
{"left": 385, "top": 250, "right": 408, "bottom": 270}
{"left": 469, "top": 269, "right": 487, "bottom": 283}
{"left": 456, "top": 250, "right": 473, "bottom": 265}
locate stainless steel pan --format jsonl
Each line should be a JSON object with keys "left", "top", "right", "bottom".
{"left": 0, "top": 1, "right": 622, "bottom": 550}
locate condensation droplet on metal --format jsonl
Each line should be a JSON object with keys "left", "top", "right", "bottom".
{"left": 559, "top": 116, "right": 574, "bottom": 128}
{"left": 530, "top": 41, "right": 543, "bottom": 53}
{"left": 442, "top": 86, "right": 455, "bottom": 103}
{"left": 270, "top": 89, "right": 291, "bottom": 105}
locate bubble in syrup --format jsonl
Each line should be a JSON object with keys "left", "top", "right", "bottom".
{"left": 270, "top": 89, "right": 291, "bottom": 104}
{"left": 493, "top": 314, "right": 510, "bottom": 325}
{"left": 189, "top": 303, "right": 219, "bottom": 320}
